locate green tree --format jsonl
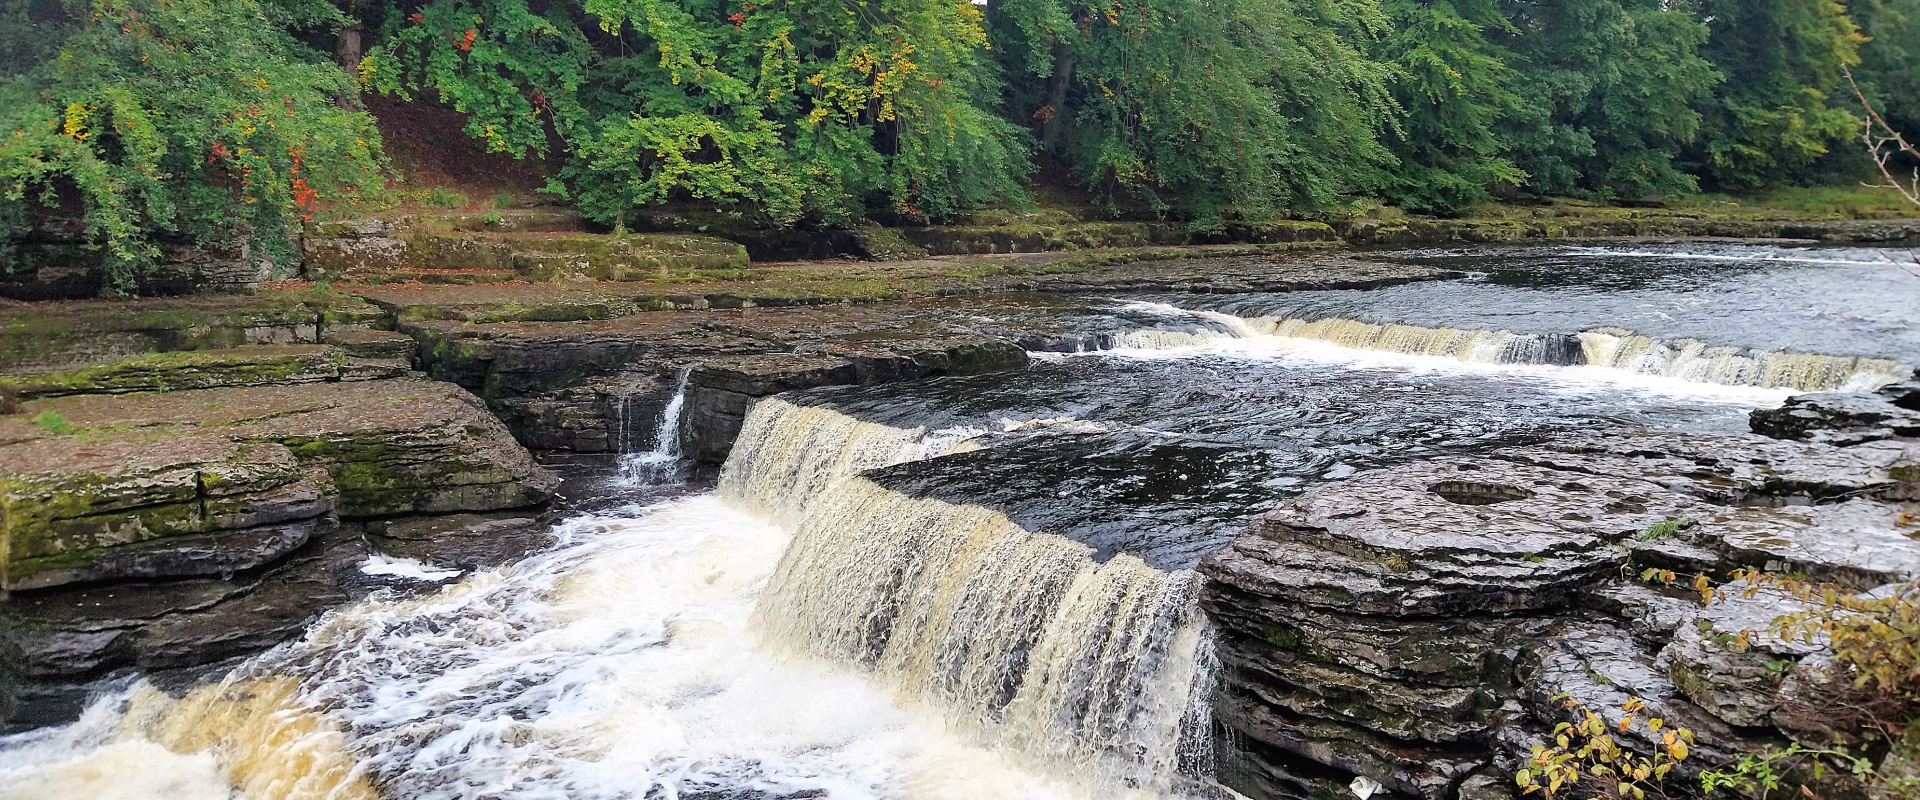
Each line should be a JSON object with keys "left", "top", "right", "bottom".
{"left": 988, "top": 0, "right": 1398, "bottom": 223}
{"left": 1494, "top": 0, "right": 1720, "bottom": 199}
{"left": 362, "top": 0, "right": 1029, "bottom": 226}
{"left": 1376, "top": 0, "right": 1524, "bottom": 215}
{"left": 0, "top": 0, "right": 387, "bottom": 291}
{"left": 1693, "top": 0, "right": 1864, "bottom": 189}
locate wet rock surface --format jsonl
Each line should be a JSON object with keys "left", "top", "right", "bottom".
{"left": 407, "top": 303, "right": 1034, "bottom": 459}
{"left": 1752, "top": 378, "right": 1920, "bottom": 445}
{"left": 1199, "top": 425, "right": 1920, "bottom": 800}
{"left": 0, "top": 378, "right": 558, "bottom": 725}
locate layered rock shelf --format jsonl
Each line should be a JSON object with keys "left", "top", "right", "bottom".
{"left": 1200, "top": 425, "right": 1920, "bottom": 799}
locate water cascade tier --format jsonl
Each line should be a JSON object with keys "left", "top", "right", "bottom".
{"left": 1114, "top": 304, "right": 1911, "bottom": 392}
{"left": 719, "top": 398, "right": 1218, "bottom": 792}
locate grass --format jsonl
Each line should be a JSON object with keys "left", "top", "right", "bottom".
{"left": 1664, "top": 185, "right": 1918, "bottom": 219}
{"left": 34, "top": 411, "right": 79, "bottom": 435}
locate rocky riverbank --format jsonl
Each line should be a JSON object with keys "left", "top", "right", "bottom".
{"left": 4, "top": 237, "right": 1919, "bottom": 800}
{"left": 1200, "top": 380, "right": 1920, "bottom": 800}
{"left": 0, "top": 248, "right": 1449, "bottom": 727}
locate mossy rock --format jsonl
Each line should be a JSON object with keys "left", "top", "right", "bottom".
{"left": 305, "top": 230, "right": 748, "bottom": 284}
{"left": 0, "top": 437, "right": 325, "bottom": 591}
{"left": 847, "top": 224, "right": 930, "bottom": 261}
{"left": 6, "top": 346, "right": 350, "bottom": 399}
{"left": 0, "top": 291, "right": 386, "bottom": 373}
{"left": 0, "top": 379, "right": 556, "bottom": 590}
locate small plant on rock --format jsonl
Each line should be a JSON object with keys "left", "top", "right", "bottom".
{"left": 1517, "top": 695, "right": 1695, "bottom": 799}
{"left": 33, "top": 411, "right": 77, "bottom": 435}
{"left": 1644, "top": 567, "right": 1920, "bottom": 798}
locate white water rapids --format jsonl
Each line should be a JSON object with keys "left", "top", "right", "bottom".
{"left": 1114, "top": 303, "right": 1911, "bottom": 393}
{"left": 0, "top": 400, "right": 1213, "bottom": 800}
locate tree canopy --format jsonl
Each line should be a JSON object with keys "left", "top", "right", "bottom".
{"left": 4, "top": 0, "right": 1919, "bottom": 287}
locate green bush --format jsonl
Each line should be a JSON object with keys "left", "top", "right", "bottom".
{"left": 0, "top": 0, "right": 387, "bottom": 291}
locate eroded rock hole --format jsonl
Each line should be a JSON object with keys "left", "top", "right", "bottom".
{"left": 1429, "top": 480, "right": 1536, "bottom": 506}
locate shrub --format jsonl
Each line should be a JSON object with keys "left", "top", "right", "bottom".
{"left": 0, "top": 0, "right": 387, "bottom": 292}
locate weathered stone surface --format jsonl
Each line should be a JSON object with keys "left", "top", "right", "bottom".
{"left": 0, "top": 345, "right": 408, "bottom": 399}
{"left": 0, "top": 379, "right": 556, "bottom": 590}
{"left": 0, "top": 519, "right": 373, "bottom": 729}
{"left": 0, "top": 291, "right": 385, "bottom": 373}
{"left": 304, "top": 230, "right": 748, "bottom": 284}
{"left": 1522, "top": 621, "right": 1758, "bottom": 776}
{"left": 1202, "top": 429, "right": 1920, "bottom": 800}
{"left": 1496, "top": 429, "right": 1917, "bottom": 505}
{"left": 322, "top": 329, "right": 419, "bottom": 362}
{"left": 1205, "top": 460, "right": 1678, "bottom": 617}
{"left": 1664, "top": 592, "right": 1822, "bottom": 729}
{"left": 1752, "top": 378, "right": 1920, "bottom": 446}
{"left": 0, "top": 437, "right": 332, "bottom": 591}
{"left": 405, "top": 305, "right": 1029, "bottom": 456}
{"left": 0, "top": 236, "right": 274, "bottom": 301}
{"left": 363, "top": 512, "right": 550, "bottom": 570}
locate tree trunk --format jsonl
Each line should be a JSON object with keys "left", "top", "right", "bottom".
{"left": 1040, "top": 43, "right": 1074, "bottom": 155}
{"left": 334, "top": 18, "right": 365, "bottom": 109}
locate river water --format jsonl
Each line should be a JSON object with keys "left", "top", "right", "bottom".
{"left": 3, "top": 243, "right": 1915, "bottom": 800}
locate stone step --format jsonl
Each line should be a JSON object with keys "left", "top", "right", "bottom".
{"left": 0, "top": 378, "right": 558, "bottom": 592}
{"left": 0, "top": 291, "right": 388, "bottom": 373}
{"left": 305, "top": 230, "right": 750, "bottom": 284}
{"left": 0, "top": 344, "right": 410, "bottom": 400}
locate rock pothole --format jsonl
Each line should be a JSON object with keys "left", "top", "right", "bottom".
{"left": 1428, "top": 480, "right": 1535, "bottom": 506}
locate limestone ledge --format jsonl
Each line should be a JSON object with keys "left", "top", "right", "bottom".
{"left": 0, "top": 291, "right": 386, "bottom": 373}
{"left": 1200, "top": 430, "right": 1920, "bottom": 800}
{"left": 0, "top": 379, "right": 557, "bottom": 592}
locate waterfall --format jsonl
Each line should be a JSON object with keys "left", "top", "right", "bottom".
{"left": 1577, "top": 327, "right": 1909, "bottom": 392}
{"left": 620, "top": 368, "right": 692, "bottom": 485}
{"left": 715, "top": 396, "right": 985, "bottom": 525}
{"left": 718, "top": 400, "right": 1216, "bottom": 793}
{"left": 1118, "top": 303, "right": 1908, "bottom": 392}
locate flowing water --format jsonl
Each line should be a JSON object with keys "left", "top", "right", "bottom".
{"left": 621, "top": 368, "right": 694, "bottom": 485}
{"left": 1128, "top": 243, "right": 1920, "bottom": 391}
{"left": 3, "top": 243, "right": 1914, "bottom": 800}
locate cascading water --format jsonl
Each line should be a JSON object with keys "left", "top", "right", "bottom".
{"left": 1115, "top": 303, "right": 1910, "bottom": 392}
{"left": 2, "top": 394, "right": 1216, "bottom": 800}
{"left": 718, "top": 399, "right": 1219, "bottom": 794}
{"left": 620, "top": 368, "right": 692, "bottom": 485}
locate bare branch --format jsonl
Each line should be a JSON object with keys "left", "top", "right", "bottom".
{"left": 1845, "top": 67, "right": 1920, "bottom": 209}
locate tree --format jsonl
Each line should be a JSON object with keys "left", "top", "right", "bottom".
{"left": 1847, "top": 67, "right": 1920, "bottom": 209}
{"left": 1493, "top": 0, "right": 1720, "bottom": 200}
{"left": 1376, "top": 0, "right": 1524, "bottom": 216}
{"left": 1692, "top": 0, "right": 1864, "bottom": 189}
{"left": 0, "top": 0, "right": 386, "bottom": 291}
{"left": 988, "top": 0, "right": 1398, "bottom": 223}
{"left": 362, "top": 0, "right": 1029, "bottom": 227}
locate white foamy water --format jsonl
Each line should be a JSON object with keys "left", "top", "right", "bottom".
{"left": 0, "top": 685, "right": 239, "bottom": 800}
{"left": 619, "top": 367, "right": 693, "bottom": 485}
{"left": 4, "top": 497, "right": 1177, "bottom": 800}
{"left": 1109, "top": 301, "right": 1906, "bottom": 397}
{"left": 359, "top": 553, "right": 463, "bottom": 582}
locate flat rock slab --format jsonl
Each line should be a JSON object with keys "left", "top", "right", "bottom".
{"left": 1752, "top": 379, "right": 1920, "bottom": 446}
{"left": 0, "top": 291, "right": 384, "bottom": 373}
{"left": 1496, "top": 429, "right": 1920, "bottom": 505}
{"left": 0, "top": 379, "right": 556, "bottom": 591}
{"left": 1204, "top": 459, "right": 1688, "bottom": 617}
{"left": 344, "top": 249, "right": 1453, "bottom": 323}
{"left": 1200, "top": 433, "right": 1920, "bottom": 798}
{"left": 1, "top": 344, "right": 408, "bottom": 399}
